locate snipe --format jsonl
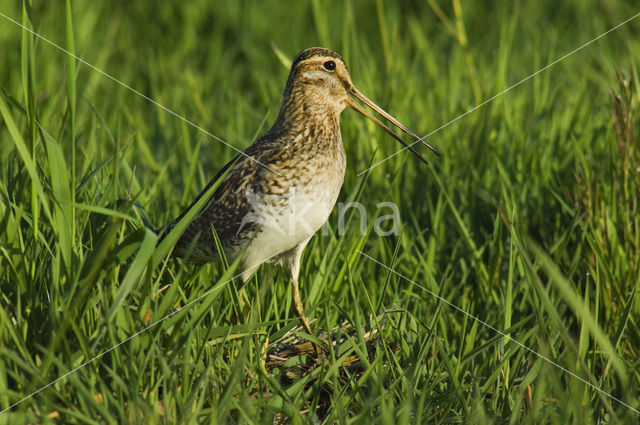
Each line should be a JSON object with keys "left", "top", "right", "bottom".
{"left": 160, "top": 47, "right": 439, "bottom": 335}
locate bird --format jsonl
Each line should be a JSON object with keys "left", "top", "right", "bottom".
{"left": 159, "top": 47, "right": 439, "bottom": 335}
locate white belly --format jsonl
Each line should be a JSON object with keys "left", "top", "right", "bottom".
{"left": 238, "top": 184, "right": 341, "bottom": 272}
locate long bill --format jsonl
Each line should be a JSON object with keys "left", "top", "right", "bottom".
{"left": 345, "top": 87, "right": 440, "bottom": 165}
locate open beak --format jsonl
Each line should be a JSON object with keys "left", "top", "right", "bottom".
{"left": 345, "top": 86, "right": 440, "bottom": 165}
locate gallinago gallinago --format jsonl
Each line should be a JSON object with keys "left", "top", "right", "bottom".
{"left": 160, "top": 47, "right": 439, "bottom": 334}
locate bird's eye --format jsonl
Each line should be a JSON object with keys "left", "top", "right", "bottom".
{"left": 323, "top": 60, "right": 336, "bottom": 71}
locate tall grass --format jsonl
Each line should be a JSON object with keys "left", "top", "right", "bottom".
{"left": 0, "top": 0, "right": 639, "bottom": 423}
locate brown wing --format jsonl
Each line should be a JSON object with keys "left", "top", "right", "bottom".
{"left": 160, "top": 132, "right": 283, "bottom": 263}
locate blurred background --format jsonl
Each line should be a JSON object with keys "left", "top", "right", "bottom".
{"left": 0, "top": 0, "right": 639, "bottom": 423}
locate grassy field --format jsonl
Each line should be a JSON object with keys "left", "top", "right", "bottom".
{"left": 1, "top": 0, "right": 640, "bottom": 423}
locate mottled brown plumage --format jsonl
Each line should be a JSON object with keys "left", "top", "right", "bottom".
{"left": 160, "top": 47, "right": 439, "bottom": 334}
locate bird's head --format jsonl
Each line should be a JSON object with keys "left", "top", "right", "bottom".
{"left": 280, "top": 47, "right": 440, "bottom": 161}
{"left": 285, "top": 48, "right": 352, "bottom": 114}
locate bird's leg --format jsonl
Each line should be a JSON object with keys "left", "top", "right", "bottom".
{"left": 282, "top": 237, "right": 322, "bottom": 351}
{"left": 291, "top": 276, "right": 313, "bottom": 335}
{"left": 291, "top": 275, "right": 323, "bottom": 357}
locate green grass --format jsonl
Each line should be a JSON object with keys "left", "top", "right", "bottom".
{"left": 1, "top": 0, "right": 640, "bottom": 423}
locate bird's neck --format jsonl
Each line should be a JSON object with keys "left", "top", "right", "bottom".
{"left": 273, "top": 87, "right": 342, "bottom": 142}
{"left": 266, "top": 86, "right": 347, "bottom": 178}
